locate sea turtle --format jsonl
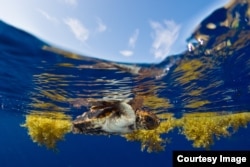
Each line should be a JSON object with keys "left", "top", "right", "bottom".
{"left": 72, "top": 99, "right": 160, "bottom": 135}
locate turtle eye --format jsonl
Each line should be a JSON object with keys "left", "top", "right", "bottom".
{"left": 145, "top": 116, "right": 154, "bottom": 123}
{"left": 144, "top": 115, "right": 160, "bottom": 129}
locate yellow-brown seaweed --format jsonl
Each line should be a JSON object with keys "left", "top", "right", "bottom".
{"left": 124, "top": 113, "right": 175, "bottom": 153}
{"left": 21, "top": 111, "right": 72, "bottom": 149}
{"left": 123, "top": 112, "right": 250, "bottom": 152}
{"left": 21, "top": 110, "right": 250, "bottom": 153}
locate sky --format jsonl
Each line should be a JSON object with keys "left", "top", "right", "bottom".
{"left": 0, "top": 0, "right": 229, "bottom": 63}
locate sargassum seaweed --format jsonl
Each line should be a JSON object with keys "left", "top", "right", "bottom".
{"left": 21, "top": 111, "right": 72, "bottom": 149}
{"left": 21, "top": 111, "right": 250, "bottom": 153}
{"left": 124, "top": 112, "right": 250, "bottom": 153}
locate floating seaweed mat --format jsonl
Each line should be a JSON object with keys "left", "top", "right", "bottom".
{"left": 21, "top": 111, "right": 250, "bottom": 153}
{"left": 21, "top": 111, "right": 72, "bottom": 150}
{"left": 124, "top": 112, "right": 250, "bottom": 153}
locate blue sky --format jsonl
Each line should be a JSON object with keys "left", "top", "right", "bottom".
{"left": 0, "top": 0, "right": 229, "bottom": 63}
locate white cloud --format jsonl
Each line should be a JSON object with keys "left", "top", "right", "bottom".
{"left": 128, "top": 29, "right": 139, "bottom": 48}
{"left": 37, "top": 9, "right": 59, "bottom": 24}
{"left": 96, "top": 18, "right": 107, "bottom": 33}
{"left": 64, "top": 0, "right": 77, "bottom": 6}
{"left": 150, "top": 20, "right": 180, "bottom": 59}
{"left": 119, "top": 29, "right": 139, "bottom": 57}
{"left": 120, "top": 50, "right": 134, "bottom": 57}
{"left": 64, "top": 18, "right": 89, "bottom": 42}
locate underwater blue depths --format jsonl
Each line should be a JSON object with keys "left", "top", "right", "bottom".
{"left": 0, "top": 1, "right": 250, "bottom": 167}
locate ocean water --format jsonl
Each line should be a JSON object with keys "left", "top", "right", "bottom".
{"left": 1, "top": 1, "right": 250, "bottom": 167}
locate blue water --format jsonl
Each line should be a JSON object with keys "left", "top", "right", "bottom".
{"left": 1, "top": 1, "right": 250, "bottom": 167}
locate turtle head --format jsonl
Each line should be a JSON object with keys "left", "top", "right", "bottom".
{"left": 135, "top": 110, "right": 160, "bottom": 130}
